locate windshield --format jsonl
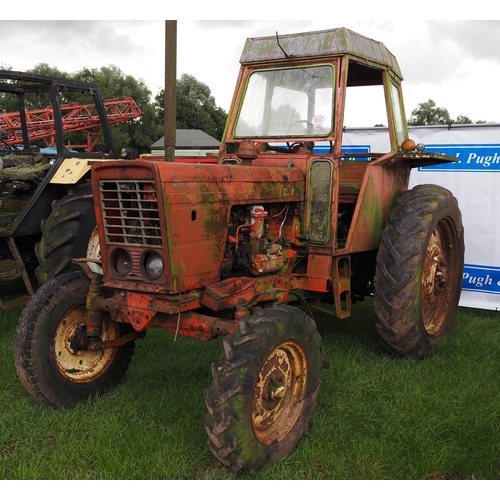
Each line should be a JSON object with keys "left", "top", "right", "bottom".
{"left": 234, "top": 65, "right": 335, "bottom": 139}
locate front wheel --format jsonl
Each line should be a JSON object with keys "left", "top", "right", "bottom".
{"left": 14, "top": 271, "right": 136, "bottom": 407}
{"left": 204, "top": 305, "right": 323, "bottom": 471}
{"left": 374, "top": 184, "right": 464, "bottom": 357}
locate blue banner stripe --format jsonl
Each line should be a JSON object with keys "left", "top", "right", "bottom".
{"left": 418, "top": 144, "right": 500, "bottom": 172}
{"left": 462, "top": 264, "right": 500, "bottom": 295}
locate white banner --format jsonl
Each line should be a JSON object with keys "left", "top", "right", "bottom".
{"left": 343, "top": 124, "right": 500, "bottom": 311}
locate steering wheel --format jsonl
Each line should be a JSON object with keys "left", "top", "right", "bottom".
{"left": 288, "top": 142, "right": 314, "bottom": 154}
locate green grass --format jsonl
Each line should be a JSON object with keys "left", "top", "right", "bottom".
{"left": 1, "top": 277, "right": 500, "bottom": 479}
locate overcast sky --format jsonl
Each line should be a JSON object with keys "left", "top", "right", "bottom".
{"left": 1, "top": 12, "right": 499, "bottom": 125}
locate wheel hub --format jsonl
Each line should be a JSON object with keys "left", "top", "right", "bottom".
{"left": 53, "top": 303, "right": 118, "bottom": 382}
{"left": 421, "top": 218, "right": 457, "bottom": 337}
{"left": 423, "top": 232, "right": 448, "bottom": 302}
{"left": 251, "top": 341, "right": 307, "bottom": 445}
{"left": 269, "top": 380, "right": 286, "bottom": 401}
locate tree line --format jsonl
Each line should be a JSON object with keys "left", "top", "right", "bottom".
{"left": 407, "top": 99, "right": 486, "bottom": 126}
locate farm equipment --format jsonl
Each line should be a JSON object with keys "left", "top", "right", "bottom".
{"left": 0, "top": 70, "right": 141, "bottom": 309}
{"left": 15, "top": 28, "right": 464, "bottom": 471}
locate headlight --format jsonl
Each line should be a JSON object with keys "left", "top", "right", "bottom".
{"left": 111, "top": 248, "right": 132, "bottom": 276}
{"left": 142, "top": 251, "right": 164, "bottom": 280}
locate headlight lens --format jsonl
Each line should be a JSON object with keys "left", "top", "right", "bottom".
{"left": 142, "top": 251, "right": 164, "bottom": 279}
{"left": 111, "top": 248, "right": 132, "bottom": 276}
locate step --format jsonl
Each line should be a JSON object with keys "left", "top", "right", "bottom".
{"left": 0, "top": 258, "right": 24, "bottom": 273}
{"left": 0, "top": 295, "right": 31, "bottom": 311}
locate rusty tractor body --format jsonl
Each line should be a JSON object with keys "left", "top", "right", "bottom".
{"left": 15, "top": 28, "right": 465, "bottom": 471}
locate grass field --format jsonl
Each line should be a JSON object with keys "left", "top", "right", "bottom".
{"left": 1, "top": 277, "right": 500, "bottom": 480}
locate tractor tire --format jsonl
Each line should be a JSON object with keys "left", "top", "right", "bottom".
{"left": 35, "top": 183, "right": 97, "bottom": 284}
{"left": 204, "top": 305, "right": 323, "bottom": 471}
{"left": 374, "top": 184, "right": 464, "bottom": 358}
{"left": 14, "top": 271, "right": 135, "bottom": 407}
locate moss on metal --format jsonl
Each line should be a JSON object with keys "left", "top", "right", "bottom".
{"left": 0, "top": 163, "right": 50, "bottom": 182}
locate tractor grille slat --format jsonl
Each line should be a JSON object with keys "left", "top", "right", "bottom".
{"left": 99, "top": 180, "right": 162, "bottom": 247}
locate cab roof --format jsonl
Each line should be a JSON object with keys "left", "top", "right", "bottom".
{"left": 240, "top": 27, "right": 402, "bottom": 80}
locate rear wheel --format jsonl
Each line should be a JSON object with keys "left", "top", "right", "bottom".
{"left": 14, "top": 271, "right": 135, "bottom": 407}
{"left": 204, "top": 305, "right": 323, "bottom": 471}
{"left": 35, "top": 183, "right": 97, "bottom": 284}
{"left": 374, "top": 184, "right": 464, "bottom": 357}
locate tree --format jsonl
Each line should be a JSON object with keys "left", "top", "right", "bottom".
{"left": 0, "top": 64, "right": 67, "bottom": 113}
{"left": 408, "top": 99, "right": 487, "bottom": 126}
{"left": 155, "top": 74, "right": 227, "bottom": 141}
{"left": 454, "top": 115, "right": 473, "bottom": 124}
{"left": 0, "top": 66, "right": 17, "bottom": 114}
{"left": 407, "top": 99, "right": 451, "bottom": 126}
{"left": 72, "top": 65, "right": 162, "bottom": 154}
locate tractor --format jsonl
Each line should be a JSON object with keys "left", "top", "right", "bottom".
{"left": 0, "top": 71, "right": 141, "bottom": 309}
{"left": 14, "top": 28, "right": 464, "bottom": 471}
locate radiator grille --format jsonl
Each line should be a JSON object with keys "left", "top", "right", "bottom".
{"left": 99, "top": 180, "right": 162, "bottom": 247}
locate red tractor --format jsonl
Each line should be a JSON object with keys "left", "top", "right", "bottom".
{"left": 15, "top": 28, "right": 464, "bottom": 471}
